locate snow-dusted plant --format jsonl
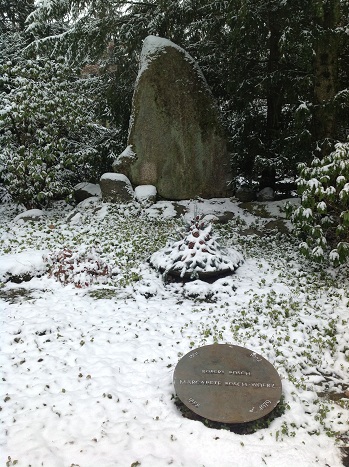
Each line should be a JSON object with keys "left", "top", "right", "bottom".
{"left": 45, "top": 247, "right": 111, "bottom": 287}
{"left": 150, "top": 215, "right": 244, "bottom": 280}
{"left": 0, "top": 57, "right": 113, "bottom": 208}
{"left": 289, "top": 142, "right": 349, "bottom": 264}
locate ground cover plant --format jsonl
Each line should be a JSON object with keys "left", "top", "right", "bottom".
{"left": 149, "top": 214, "right": 244, "bottom": 280}
{"left": 0, "top": 197, "right": 348, "bottom": 467}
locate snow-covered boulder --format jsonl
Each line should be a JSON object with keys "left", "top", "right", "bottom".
{"left": 202, "top": 214, "right": 220, "bottom": 224}
{"left": 0, "top": 250, "right": 47, "bottom": 282}
{"left": 135, "top": 185, "right": 157, "bottom": 205}
{"left": 100, "top": 173, "right": 135, "bottom": 203}
{"left": 124, "top": 35, "right": 230, "bottom": 200}
{"left": 257, "top": 187, "right": 275, "bottom": 201}
{"left": 74, "top": 182, "right": 101, "bottom": 203}
{"left": 14, "top": 209, "right": 45, "bottom": 223}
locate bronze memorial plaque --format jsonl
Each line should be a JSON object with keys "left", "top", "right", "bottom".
{"left": 173, "top": 344, "right": 282, "bottom": 423}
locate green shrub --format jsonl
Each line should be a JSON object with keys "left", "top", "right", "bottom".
{"left": 289, "top": 142, "right": 349, "bottom": 264}
{"left": 0, "top": 57, "right": 114, "bottom": 208}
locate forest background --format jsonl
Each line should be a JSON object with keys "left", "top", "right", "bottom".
{"left": 1, "top": 0, "right": 349, "bottom": 262}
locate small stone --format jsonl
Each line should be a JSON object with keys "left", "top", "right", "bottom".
{"left": 112, "top": 145, "right": 137, "bottom": 174}
{"left": 74, "top": 182, "right": 101, "bottom": 203}
{"left": 100, "top": 173, "right": 134, "bottom": 203}
{"left": 135, "top": 185, "right": 157, "bottom": 206}
{"left": 235, "top": 186, "right": 256, "bottom": 202}
{"left": 14, "top": 209, "right": 45, "bottom": 223}
{"left": 257, "top": 187, "right": 275, "bottom": 201}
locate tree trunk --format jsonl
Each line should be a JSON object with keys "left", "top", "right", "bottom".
{"left": 312, "top": 0, "right": 340, "bottom": 157}
{"left": 260, "top": 6, "right": 282, "bottom": 190}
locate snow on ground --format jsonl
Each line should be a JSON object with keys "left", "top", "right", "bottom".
{"left": 0, "top": 198, "right": 348, "bottom": 467}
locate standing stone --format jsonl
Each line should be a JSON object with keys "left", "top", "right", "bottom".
{"left": 119, "top": 35, "right": 230, "bottom": 200}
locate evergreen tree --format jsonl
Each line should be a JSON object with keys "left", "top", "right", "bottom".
{"left": 0, "top": 0, "right": 35, "bottom": 69}
{"left": 0, "top": 0, "right": 34, "bottom": 33}
{"left": 20, "top": 0, "right": 349, "bottom": 189}
{"left": 25, "top": 1, "right": 200, "bottom": 148}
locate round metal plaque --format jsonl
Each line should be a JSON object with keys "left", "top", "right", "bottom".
{"left": 173, "top": 344, "right": 282, "bottom": 423}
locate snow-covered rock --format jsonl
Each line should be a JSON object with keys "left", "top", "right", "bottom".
{"left": 135, "top": 185, "right": 157, "bottom": 205}
{"left": 100, "top": 173, "right": 135, "bottom": 203}
{"left": 74, "top": 182, "right": 101, "bottom": 203}
{"left": 112, "top": 145, "right": 137, "bottom": 174}
{"left": 257, "top": 187, "right": 275, "bottom": 201}
{"left": 202, "top": 214, "right": 220, "bottom": 224}
{"left": 236, "top": 186, "right": 256, "bottom": 202}
{"left": 0, "top": 250, "right": 47, "bottom": 282}
{"left": 14, "top": 209, "right": 45, "bottom": 223}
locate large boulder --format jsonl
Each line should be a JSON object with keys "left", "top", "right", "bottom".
{"left": 118, "top": 35, "right": 230, "bottom": 200}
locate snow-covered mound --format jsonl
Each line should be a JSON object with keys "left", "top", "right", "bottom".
{"left": 150, "top": 216, "right": 244, "bottom": 280}
{"left": 0, "top": 250, "right": 47, "bottom": 282}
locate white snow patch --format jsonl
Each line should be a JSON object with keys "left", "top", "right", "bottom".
{"left": 74, "top": 182, "right": 101, "bottom": 197}
{"left": 0, "top": 197, "right": 347, "bottom": 467}
{"left": 77, "top": 196, "right": 102, "bottom": 209}
{"left": 14, "top": 209, "right": 45, "bottom": 222}
{"left": 0, "top": 250, "right": 47, "bottom": 281}
{"left": 137, "top": 35, "right": 208, "bottom": 88}
{"left": 145, "top": 201, "right": 178, "bottom": 219}
{"left": 68, "top": 212, "right": 82, "bottom": 225}
{"left": 112, "top": 145, "right": 137, "bottom": 171}
{"left": 100, "top": 172, "right": 131, "bottom": 183}
{"left": 135, "top": 185, "right": 157, "bottom": 200}
{"left": 118, "top": 144, "right": 135, "bottom": 159}
{"left": 138, "top": 35, "right": 183, "bottom": 78}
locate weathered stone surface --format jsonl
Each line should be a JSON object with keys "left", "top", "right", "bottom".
{"left": 235, "top": 186, "right": 257, "bottom": 202}
{"left": 257, "top": 187, "right": 275, "bottom": 201}
{"left": 123, "top": 35, "right": 230, "bottom": 200}
{"left": 112, "top": 145, "right": 137, "bottom": 174}
{"left": 74, "top": 182, "right": 101, "bottom": 203}
{"left": 100, "top": 173, "right": 134, "bottom": 203}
